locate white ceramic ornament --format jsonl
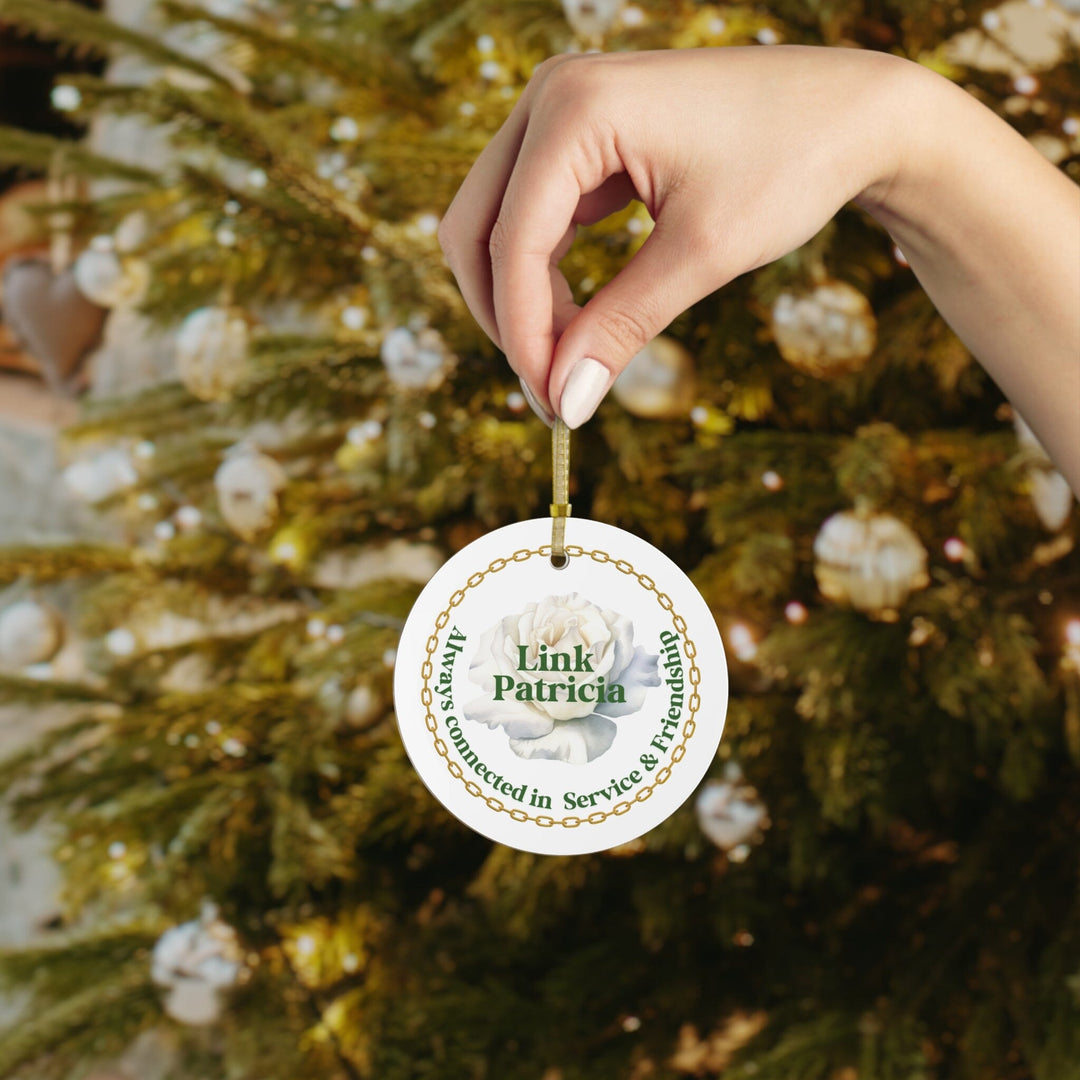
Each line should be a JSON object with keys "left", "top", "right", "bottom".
{"left": 176, "top": 307, "right": 250, "bottom": 401}
{"left": 695, "top": 765, "right": 768, "bottom": 852}
{"left": 0, "top": 600, "right": 64, "bottom": 667}
{"left": 771, "top": 280, "right": 876, "bottom": 378}
{"left": 813, "top": 510, "right": 929, "bottom": 616}
{"left": 612, "top": 335, "right": 696, "bottom": 420}
{"left": 151, "top": 902, "right": 244, "bottom": 1026}
{"left": 214, "top": 448, "right": 287, "bottom": 540}
{"left": 562, "top": 0, "right": 624, "bottom": 38}
{"left": 73, "top": 248, "right": 149, "bottom": 308}
{"left": 394, "top": 517, "right": 728, "bottom": 856}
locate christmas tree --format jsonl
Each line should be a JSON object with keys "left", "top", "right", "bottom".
{"left": 0, "top": 1, "right": 1078, "bottom": 1077}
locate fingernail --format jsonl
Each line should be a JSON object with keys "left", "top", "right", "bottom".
{"left": 559, "top": 357, "right": 610, "bottom": 430}
{"left": 519, "top": 378, "right": 554, "bottom": 427}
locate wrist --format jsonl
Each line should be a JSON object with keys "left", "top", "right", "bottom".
{"left": 852, "top": 54, "right": 946, "bottom": 220}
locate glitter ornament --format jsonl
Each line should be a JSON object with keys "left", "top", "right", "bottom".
{"left": 771, "top": 280, "right": 876, "bottom": 377}
{"left": 73, "top": 247, "right": 149, "bottom": 308}
{"left": 813, "top": 509, "right": 929, "bottom": 616}
{"left": 611, "top": 335, "right": 696, "bottom": 420}
{"left": 695, "top": 763, "right": 769, "bottom": 852}
{"left": 0, "top": 600, "right": 64, "bottom": 667}
{"left": 214, "top": 448, "right": 287, "bottom": 540}
{"left": 380, "top": 325, "right": 452, "bottom": 390}
{"left": 176, "top": 306, "right": 251, "bottom": 401}
{"left": 1014, "top": 412, "right": 1074, "bottom": 531}
{"left": 562, "top": 0, "right": 624, "bottom": 39}
{"left": 151, "top": 902, "right": 245, "bottom": 1026}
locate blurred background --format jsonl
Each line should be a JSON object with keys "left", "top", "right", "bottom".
{"left": 0, "top": 1, "right": 1078, "bottom": 1078}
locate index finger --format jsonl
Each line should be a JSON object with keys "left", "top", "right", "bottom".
{"left": 489, "top": 98, "right": 609, "bottom": 409}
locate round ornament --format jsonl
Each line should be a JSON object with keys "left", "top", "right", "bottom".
{"left": 611, "top": 335, "right": 696, "bottom": 420}
{"left": 151, "top": 901, "right": 245, "bottom": 1026}
{"left": 73, "top": 247, "right": 149, "bottom": 308}
{"left": 176, "top": 306, "right": 251, "bottom": 401}
{"left": 394, "top": 517, "right": 728, "bottom": 856}
{"left": 695, "top": 762, "right": 769, "bottom": 853}
{"left": 380, "top": 324, "right": 452, "bottom": 390}
{"left": 63, "top": 448, "right": 138, "bottom": 504}
{"left": 813, "top": 509, "right": 929, "bottom": 616}
{"left": 214, "top": 448, "right": 287, "bottom": 540}
{"left": 0, "top": 600, "right": 64, "bottom": 667}
{"left": 1014, "top": 412, "right": 1074, "bottom": 531}
{"left": 562, "top": 0, "right": 624, "bottom": 39}
{"left": 771, "top": 280, "right": 876, "bottom": 378}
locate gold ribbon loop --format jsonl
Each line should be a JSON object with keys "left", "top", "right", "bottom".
{"left": 551, "top": 418, "right": 571, "bottom": 565}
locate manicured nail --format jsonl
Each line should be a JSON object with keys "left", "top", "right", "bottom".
{"left": 519, "top": 378, "right": 554, "bottom": 427}
{"left": 559, "top": 357, "right": 610, "bottom": 430}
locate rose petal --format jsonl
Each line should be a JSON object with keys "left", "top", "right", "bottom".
{"left": 595, "top": 645, "right": 661, "bottom": 718}
{"left": 508, "top": 714, "right": 617, "bottom": 764}
{"left": 463, "top": 693, "right": 554, "bottom": 739}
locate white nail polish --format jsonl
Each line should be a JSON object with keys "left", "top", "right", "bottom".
{"left": 519, "top": 378, "right": 554, "bottom": 427}
{"left": 559, "top": 357, "right": 610, "bottom": 429}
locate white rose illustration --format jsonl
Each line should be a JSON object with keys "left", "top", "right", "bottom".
{"left": 464, "top": 593, "right": 660, "bottom": 764}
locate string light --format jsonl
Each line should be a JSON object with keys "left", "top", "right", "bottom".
{"left": 784, "top": 601, "right": 808, "bottom": 625}
{"left": 943, "top": 537, "right": 967, "bottom": 562}
{"left": 761, "top": 470, "right": 784, "bottom": 492}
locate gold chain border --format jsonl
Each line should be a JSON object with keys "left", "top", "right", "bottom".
{"left": 419, "top": 544, "right": 702, "bottom": 830}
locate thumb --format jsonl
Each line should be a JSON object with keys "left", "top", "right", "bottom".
{"left": 548, "top": 211, "right": 718, "bottom": 429}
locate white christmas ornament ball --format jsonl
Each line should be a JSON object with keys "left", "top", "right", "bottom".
{"left": 73, "top": 247, "right": 149, "bottom": 308}
{"left": 380, "top": 325, "right": 451, "bottom": 389}
{"left": 176, "top": 307, "right": 251, "bottom": 402}
{"left": 105, "top": 628, "right": 138, "bottom": 657}
{"left": 345, "top": 683, "right": 383, "bottom": 729}
{"left": 813, "top": 510, "right": 929, "bottom": 616}
{"left": 771, "top": 280, "right": 877, "bottom": 377}
{"left": 1029, "top": 468, "right": 1074, "bottom": 532}
{"left": 562, "top": 0, "right": 624, "bottom": 38}
{"left": 0, "top": 601, "right": 64, "bottom": 667}
{"left": 63, "top": 448, "right": 138, "bottom": 504}
{"left": 214, "top": 449, "right": 287, "bottom": 540}
{"left": 1014, "top": 412, "right": 1075, "bottom": 531}
{"left": 152, "top": 902, "right": 244, "bottom": 1027}
{"left": 695, "top": 770, "right": 768, "bottom": 851}
{"left": 612, "top": 335, "right": 696, "bottom": 420}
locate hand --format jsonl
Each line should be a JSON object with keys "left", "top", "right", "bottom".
{"left": 438, "top": 45, "right": 1080, "bottom": 495}
{"left": 437, "top": 45, "right": 910, "bottom": 427}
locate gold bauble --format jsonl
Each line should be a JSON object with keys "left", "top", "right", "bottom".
{"left": 611, "top": 335, "right": 696, "bottom": 420}
{"left": 176, "top": 306, "right": 251, "bottom": 402}
{"left": 813, "top": 509, "right": 929, "bottom": 617}
{"left": 771, "top": 280, "right": 876, "bottom": 378}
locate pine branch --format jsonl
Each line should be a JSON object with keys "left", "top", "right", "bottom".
{"left": 0, "top": 0, "right": 236, "bottom": 86}
{"left": 0, "top": 951, "right": 157, "bottom": 1075}
{"left": 0, "top": 126, "right": 158, "bottom": 184}
{"left": 159, "top": 0, "right": 427, "bottom": 104}
{"left": 0, "top": 544, "right": 134, "bottom": 586}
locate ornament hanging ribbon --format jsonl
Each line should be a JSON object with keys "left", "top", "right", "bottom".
{"left": 550, "top": 418, "right": 571, "bottom": 566}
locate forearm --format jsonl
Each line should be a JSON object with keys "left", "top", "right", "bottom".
{"left": 855, "top": 59, "right": 1080, "bottom": 493}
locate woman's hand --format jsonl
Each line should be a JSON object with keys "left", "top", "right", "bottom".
{"left": 437, "top": 45, "right": 1080, "bottom": 491}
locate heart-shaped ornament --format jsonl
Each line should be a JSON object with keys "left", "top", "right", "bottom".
{"left": 2, "top": 256, "right": 108, "bottom": 394}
